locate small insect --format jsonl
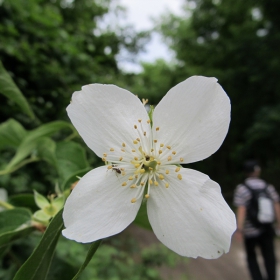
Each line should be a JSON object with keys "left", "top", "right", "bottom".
{"left": 112, "top": 166, "right": 121, "bottom": 174}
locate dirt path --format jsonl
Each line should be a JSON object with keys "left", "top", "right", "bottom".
{"left": 126, "top": 224, "right": 280, "bottom": 280}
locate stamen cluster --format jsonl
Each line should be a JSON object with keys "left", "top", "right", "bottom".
{"left": 102, "top": 119, "right": 183, "bottom": 203}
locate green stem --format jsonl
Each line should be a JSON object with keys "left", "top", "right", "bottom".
{"left": 0, "top": 157, "right": 40, "bottom": 175}
{"left": 0, "top": 200, "right": 14, "bottom": 209}
{"left": 64, "top": 131, "right": 79, "bottom": 142}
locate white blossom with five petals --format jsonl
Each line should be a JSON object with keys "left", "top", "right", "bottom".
{"left": 62, "top": 76, "right": 236, "bottom": 259}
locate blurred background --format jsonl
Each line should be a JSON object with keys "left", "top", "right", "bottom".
{"left": 0, "top": 0, "right": 280, "bottom": 279}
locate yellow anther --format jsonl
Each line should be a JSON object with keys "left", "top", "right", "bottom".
{"left": 142, "top": 98, "right": 148, "bottom": 105}
{"left": 145, "top": 194, "right": 150, "bottom": 199}
{"left": 175, "top": 167, "right": 180, "bottom": 172}
{"left": 136, "top": 138, "right": 140, "bottom": 142}
{"left": 149, "top": 167, "right": 153, "bottom": 171}
{"left": 154, "top": 140, "right": 158, "bottom": 143}
{"left": 121, "top": 148, "right": 125, "bottom": 152}
{"left": 159, "top": 174, "right": 164, "bottom": 180}
{"left": 140, "top": 169, "right": 145, "bottom": 174}
{"left": 180, "top": 158, "right": 184, "bottom": 162}
{"left": 159, "top": 150, "right": 162, "bottom": 154}
{"left": 134, "top": 157, "right": 138, "bottom": 160}
{"left": 144, "top": 131, "right": 146, "bottom": 136}
{"left": 122, "top": 172, "right": 126, "bottom": 176}
{"left": 151, "top": 148, "right": 154, "bottom": 152}
{"left": 150, "top": 156, "right": 154, "bottom": 161}
{"left": 165, "top": 170, "right": 170, "bottom": 174}
{"left": 149, "top": 179, "right": 153, "bottom": 185}
{"left": 138, "top": 119, "right": 142, "bottom": 123}
{"left": 120, "top": 168, "right": 125, "bottom": 171}
{"left": 130, "top": 184, "right": 136, "bottom": 188}
{"left": 134, "top": 163, "right": 140, "bottom": 168}
{"left": 165, "top": 183, "right": 169, "bottom": 188}
{"left": 134, "top": 125, "right": 137, "bottom": 129}
{"left": 135, "top": 175, "right": 138, "bottom": 179}
{"left": 131, "top": 198, "right": 137, "bottom": 203}
{"left": 140, "top": 182, "right": 145, "bottom": 186}
{"left": 157, "top": 161, "right": 161, "bottom": 165}
{"left": 103, "top": 153, "right": 107, "bottom": 157}
{"left": 122, "top": 182, "right": 127, "bottom": 186}
{"left": 167, "top": 145, "right": 171, "bottom": 149}
{"left": 107, "top": 165, "right": 113, "bottom": 170}
{"left": 168, "top": 156, "right": 172, "bottom": 161}
{"left": 128, "top": 176, "right": 134, "bottom": 180}
{"left": 147, "top": 120, "right": 151, "bottom": 124}
{"left": 154, "top": 181, "right": 159, "bottom": 186}
{"left": 133, "top": 140, "right": 138, "bottom": 144}
{"left": 102, "top": 157, "right": 106, "bottom": 162}
{"left": 110, "top": 148, "right": 114, "bottom": 152}
{"left": 172, "top": 151, "right": 177, "bottom": 155}
{"left": 177, "top": 174, "right": 182, "bottom": 180}
{"left": 119, "top": 157, "right": 123, "bottom": 161}
{"left": 156, "top": 127, "right": 160, "bottom": 131}
{"left": 160, "top": 143, "right": 164, "bottom": 147}
{"left": 132, "top": 149, "right": 136, "bottom": 152}
{"left": 122, "top": 143, "right": 126, "bottom": 147}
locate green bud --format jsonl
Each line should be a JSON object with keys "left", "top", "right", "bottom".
{"left": 148, "top": 105, "right": 154, "bottom": 127}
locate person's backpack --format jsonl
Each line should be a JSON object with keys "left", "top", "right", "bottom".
{"left": 243, "top": 182, "right": 275, "bottom": 227}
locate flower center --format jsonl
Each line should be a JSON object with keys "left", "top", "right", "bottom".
{"left": 103, "top": 118, "right": 184, "bottom": 203}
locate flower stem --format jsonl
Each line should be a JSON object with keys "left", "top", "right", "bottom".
{"left": 64, "top": 131, "right": 79, "bottom": 141}
{"left": 0, "top": 200, "right": 14, "bottom": 210}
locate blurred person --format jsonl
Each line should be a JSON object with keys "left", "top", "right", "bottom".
{"left": 233, "top": 160, "right": 280, "bottom": 280}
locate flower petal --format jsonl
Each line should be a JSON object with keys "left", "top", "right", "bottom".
{"left": 153, "top": 76, "right": 230, "bottom": 164}
{"left": 67, "top": 84, "right": 151, "bottom": 158}
{"left": 147, "top": 167, "right": 236, "bottom": 259}
{"left": 62, "top": 166, "right": 142, "bottom": 243}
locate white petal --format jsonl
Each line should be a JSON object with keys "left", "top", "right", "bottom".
{"left": 153, "top": 76, "right": 230, "bottom": 164}
{"left": 67, "top": 84, "right": 151, "bottom": 158}
{"left": 62, "top": 166, "right": 142, "bottom": 242}
{"left": 147, "top": 167, "right": 236, "bottom": 259}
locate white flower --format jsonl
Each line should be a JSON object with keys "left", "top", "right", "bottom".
{"left": 62, "top": 76, "right": 236, "bottom": 259}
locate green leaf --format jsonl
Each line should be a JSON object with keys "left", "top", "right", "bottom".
{"left": 61, "top": 167, "right": 91, "bottom": 191}
{"left": 0, "top": 60, "right": 35, "bottom": 119}
{"left": 36, "top": 138, "right": 57, "bottom": 167}
{"left": 13, "top": 209, "right": 64, "bottom": 280}
{"left": 34, "top": 191, "right": 49, "bottom": 209}
{"left": 4, "top": 121, "right": 72, "bottom": 172}
{"left": 0, "top": 227, "right": 35, "bottom": 253}
{"left": 0, "top": 208, "right": 32, "bottom": 235}
{"left": 72, "top": 240, "right": 102, "bottom": 280}
{"left": 133, "top": 203, "right": 152, "bottom": 230}
{"left": 8, "top": 194, "right": 38, "bottom": 212}
{"left": 56, "top": 141, "right": 89, "bottom": 182}
{"left": 52, "top": 196, "right": 65, "bottom": 211}
{"left": 0, "top": 119, "right": 27, "bottom": 151}
{"left": 26, "top": 121, "right": 73, "bottom": 141}
{"left": 0, "top": 208, "right": 34, "bottom": 250}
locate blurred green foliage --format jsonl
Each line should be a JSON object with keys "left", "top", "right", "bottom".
{"left": 0, "top": 0, "right": 148, "bottom": 125}
{"left": 51, "top": 234, "right": 187, "bottom": 280}
{"left": 0, "top": 0, "right": 148, "bottom": 195}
